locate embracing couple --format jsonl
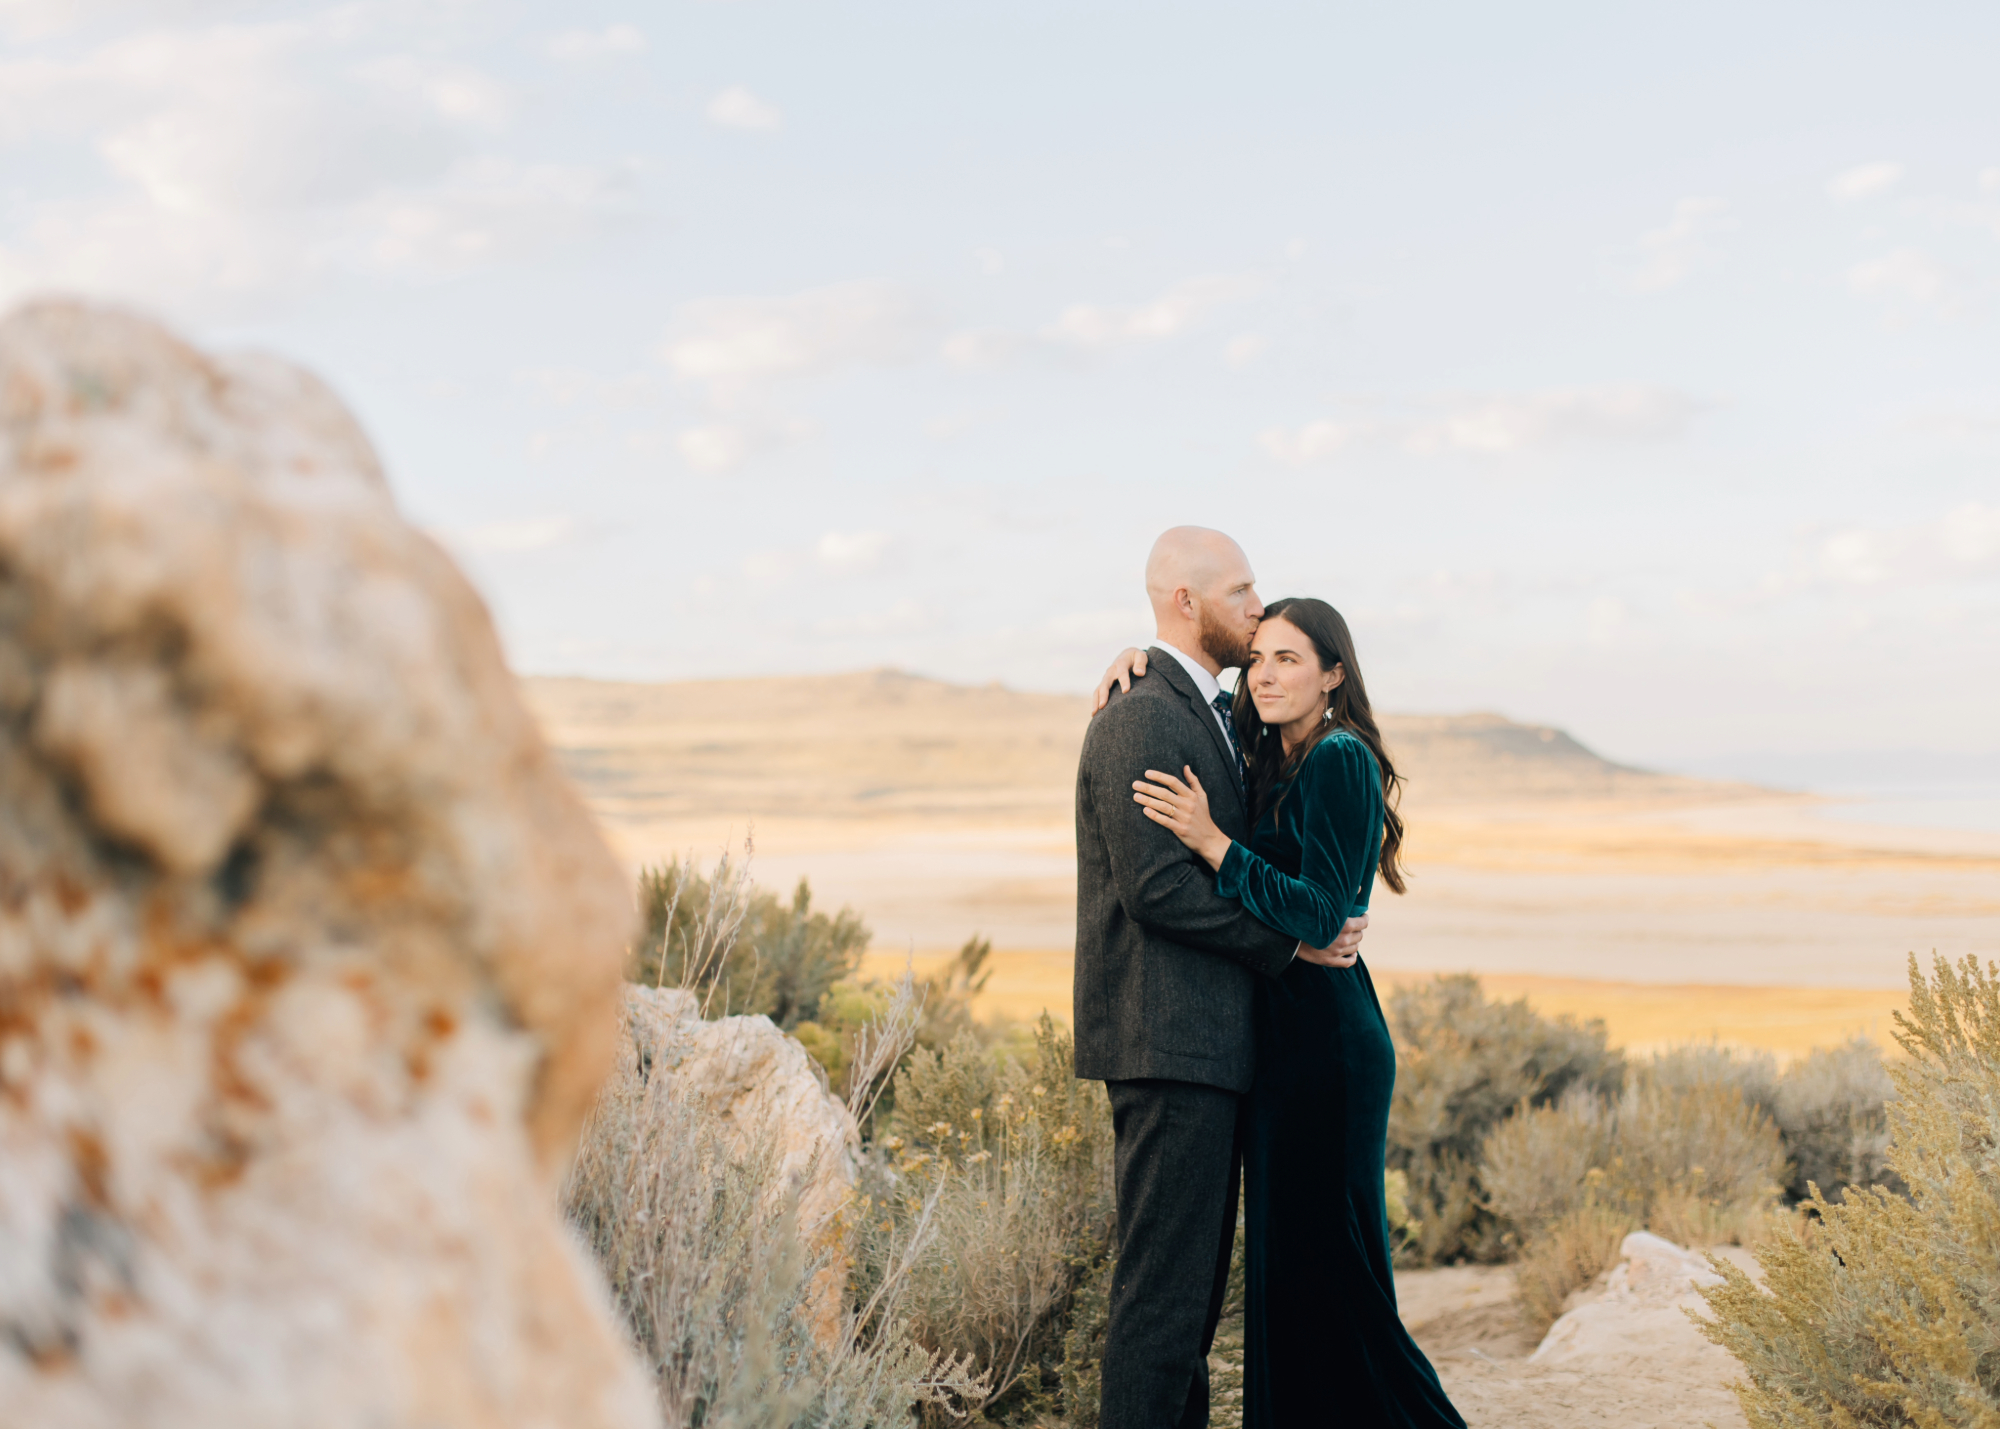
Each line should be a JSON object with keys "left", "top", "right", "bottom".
{"left": 1072, "top": 527, "right": 1464, "bottom": 1429}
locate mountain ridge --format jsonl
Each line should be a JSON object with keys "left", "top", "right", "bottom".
{"left": 520, "top": 669, "right": 1770, "bottom": 816}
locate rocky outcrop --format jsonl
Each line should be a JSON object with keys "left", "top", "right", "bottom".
{"left": 0, "top": 303, "right": 654, "bottom": 1428}
{"left": 1531, "top": 1231, "right": 1732, "bottom": 1365}
{"left": 617, "top": 985, "right": 860, "bottom": 1337}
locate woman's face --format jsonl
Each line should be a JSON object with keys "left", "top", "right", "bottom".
{"left": 1244, "top": 616, "right": 1343, "bottom": 729}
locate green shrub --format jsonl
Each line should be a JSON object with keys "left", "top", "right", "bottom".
{"left": 632, "top": 850, "right": 869, "bottom": 1028}
{"left": 1771, "top": 1035, "right": 1901, "bottom": 1204}
{"left": 1059, "top": 1251, "right": 1115, "bottom": 1429}
{"left": 1698, "top": 955, "right": 2000, "bottom": 1429}
{"left": 1385, "top": 974, "right": 1625, "bottom": 1262}
{"left": 859, "top": 1015, "right": 1116, "bottom": 1420}
{"left": 796, "top": 936, "right": 999, "bottom": 1125}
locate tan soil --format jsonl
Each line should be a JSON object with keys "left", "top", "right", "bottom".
{"left": 1399, "top": 1252, "right": 1760, "bottom": 1428}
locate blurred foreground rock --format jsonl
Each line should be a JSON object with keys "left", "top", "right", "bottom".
{"left": 618, "top": 984, "right": 860, "bottom": 1339}
{"left": 0, "top": 303, "right": 655, "bottom": 1428}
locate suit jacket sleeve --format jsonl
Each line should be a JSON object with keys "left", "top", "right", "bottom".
{"left": 1085, "top": 697, "right": 1298, "bottom": 979}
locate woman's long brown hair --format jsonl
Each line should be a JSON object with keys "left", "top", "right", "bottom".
{"left": 1230, "top": 597, "right": 1408, "bottom": 895}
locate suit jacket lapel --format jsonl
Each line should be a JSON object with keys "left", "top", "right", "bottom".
{"left": 1147, "top": 646, "right": 1246, "bottom": 823}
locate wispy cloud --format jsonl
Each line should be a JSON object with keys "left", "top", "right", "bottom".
{"left": 706, "top": 85, "right": 782, "bottom": 132}
{"left": 1629, "top": 196, "right": 1731, "bottom": 292}
{"left": 1222, "top": 332, "right": 1265, "bottom": 367}
{"left": 1808, "top": 503, "right": 2000, "bottom": 587}
{"left": 673, "top": 414, "right": 808, "bottom": 473}
{"left": 1847, "top": 248, "right": 1973, "bottom": 319}
{"left": 662, "top": 281, "right": 934, "bottom": 384}
{"left": 1045, "top": 273, "right": 1259, "bottom": 349}
{"left": 547, "top": 25, "right": 647, "bottom": 63}
{"left": 1827, "top": 160, "right": 1903, "bottom": 202}
{"left": 1261, "top": 385, "right": 1704, "bottom": 463}
{"left": 817, "top": 529, "right": 892, "bottom": 572}
{"left": 0, "top": 14, "right": 635, "bottom": 312}
{"left": 942, "top": 273, "right": 1259, "bottom": 368}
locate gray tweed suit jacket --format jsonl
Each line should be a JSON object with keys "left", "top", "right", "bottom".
{"left": 1072, "top": 648, "right": 1298, "bottom": 1093}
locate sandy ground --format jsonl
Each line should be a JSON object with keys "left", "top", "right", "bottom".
{"left": 1398, "top": 1249, "right": 1761, "bottom": 1428}
{"left": 524, "top": 670, "right": 2000, "bottom": 1051}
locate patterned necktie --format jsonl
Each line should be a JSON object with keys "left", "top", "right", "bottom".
{"left": 1210, "top": 690, "right": 1248, "bottom": 788}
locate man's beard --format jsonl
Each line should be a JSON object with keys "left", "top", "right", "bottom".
{"left": 1196, "top": 604, "right": 1253, "bottom": 670}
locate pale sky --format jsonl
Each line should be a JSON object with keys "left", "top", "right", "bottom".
{"left": 3, "top": 0, "right": 1996, "bottom": 775}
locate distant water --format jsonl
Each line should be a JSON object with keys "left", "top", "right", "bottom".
{"left": 1812, "top": 782, "right": 2000, "bottom": 835}
{"left": 1667, "top": 751, "right": 2000, "bottom": 837}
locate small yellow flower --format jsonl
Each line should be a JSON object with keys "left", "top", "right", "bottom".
{"left": 1031, "top": 1084, "right": 1047, "bottom": 1097}
{"left": 969, "top": 1107, "right": 982, "bottom": 1121}
{"left": 882, "top": 1136, "right": 905, "bottom": 1153}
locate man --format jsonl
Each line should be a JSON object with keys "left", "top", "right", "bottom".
{"left": 1074, "top": 526, "right": 1366, "bottom": 1429}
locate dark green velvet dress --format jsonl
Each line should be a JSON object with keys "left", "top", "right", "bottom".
{"left": 1215, "top": 731, "right": 1464, "bottom": 1428}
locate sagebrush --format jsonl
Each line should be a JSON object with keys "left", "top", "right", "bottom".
{"left": 1481, "top": 1063, "right": 1787, "bottom": 1329}
{"left": 1698, "top": 954, "right": 2000, "bottom": 1429}
{"left": 1386, "top": 974, "right": 1625, "bottom": 1263}
{"left": 859, "top": 1015, "right": 1117, "bottom": 1421}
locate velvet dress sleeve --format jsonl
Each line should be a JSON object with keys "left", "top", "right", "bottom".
{"left": 1214, "top": 734, "right": 1382, "bottom": 948}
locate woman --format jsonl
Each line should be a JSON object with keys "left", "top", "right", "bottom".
{"left": 1113, "top": 598, "right": 1463, "bottom": 1429}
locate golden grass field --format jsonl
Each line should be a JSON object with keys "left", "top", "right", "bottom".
{"left": 525, "top": 669, "right": 2000, "bottom": 1057}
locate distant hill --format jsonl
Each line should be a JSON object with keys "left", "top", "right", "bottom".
{"left": 521, "top": 669, "right": 1760, "bottom": 823}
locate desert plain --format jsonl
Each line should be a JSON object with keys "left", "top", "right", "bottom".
{"left": 524, "top": 669, "right": 2000, "bottom": 1057}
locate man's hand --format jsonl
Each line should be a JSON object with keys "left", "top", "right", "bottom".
{"left": 1294, "top": 913, "right": 1368, "bottom": 968}
{"left": 1091, "top": 647, "right": 1150, "bottom": 711}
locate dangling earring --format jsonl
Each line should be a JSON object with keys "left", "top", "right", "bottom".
{"left": 1323, "top": 697, "right": 1335, "bottom": 722}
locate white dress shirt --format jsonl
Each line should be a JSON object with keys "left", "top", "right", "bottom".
{"left": 1153, "top": 640, "right": 1235, "bottom": 745}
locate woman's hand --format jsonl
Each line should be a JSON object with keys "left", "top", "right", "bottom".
{"left": 1133, "top": 765, "right": 1232, "bottom": 870}
{"left": 1091, "top": 647, "right": 1150, "bottom": 711}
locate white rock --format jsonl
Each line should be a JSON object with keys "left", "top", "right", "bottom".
{"left": 0, "top": 302, "right": 655, "bottom": 1429}
{"left": 1531, "top": 1231, "right": 1728, "bottom": 1365}
{"left": 617, "top": 985, "right": 860, "bottom": 1338}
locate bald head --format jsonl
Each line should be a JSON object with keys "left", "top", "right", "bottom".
{"left": 1145, "top": 526, "right": 1263, "bottom": 675}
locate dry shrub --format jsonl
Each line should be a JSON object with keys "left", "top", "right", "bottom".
{"left": 1387, "top": 974, "right": 1625, "bottom": 1262}
{"left": 1512, "top": 1193, "right": 1637, "bottom": 1332}
{"left": 1650, "top": 1042, "right": 1780, "bottom": 1113}
{"left": 1699, "top": 955, "right": 2000, "bottom": 1429}
{"left": 1482, "top": 1060, "right": 1785, "bottom": 1332}
{"left": 861, "top": 1015, "right": 1116, "bottom": 1419}
{"left": 564, "top": 1022, "right": 987, "bottom": 1428}
{"left": 1634, "top": 1036, "right": 1901, "bottom": 1206}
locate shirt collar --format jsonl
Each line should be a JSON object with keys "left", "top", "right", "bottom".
{"left": 1154, "top": 640, "right": 1225, "bottom": 705}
